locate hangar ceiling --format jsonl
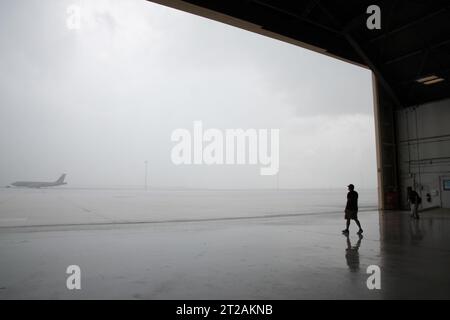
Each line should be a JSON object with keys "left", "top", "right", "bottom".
{"left": 149, "top": 0, "right": 450, "bottom": 108}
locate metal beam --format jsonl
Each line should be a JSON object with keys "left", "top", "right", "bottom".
{"left": 300, "top": 0, "right": 320, "bottom": 19}
{"left": 251, "top": 0, "right": 341, "bottom": 35}
{"left": 384, "top": 38, "right": 450, "bottom": 65}
{"left": 367, "top": 5, "right": 450, "bottom": 44}
{"left": 342, "top": 11, "right": 370, "bottom": 33}
{"left": 315, "top": 3, "right": 405, "bottom": 109}
{"left": 344, "top": 34, "right": 404, "bottom": 109}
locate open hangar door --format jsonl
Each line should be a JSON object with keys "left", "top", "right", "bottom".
{"left": 149, "top": 0, "right": 450, "bottom": 210}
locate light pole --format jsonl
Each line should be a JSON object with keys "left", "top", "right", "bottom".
{"left": 276, "top": 172, "right": 279, "bottom": 191}
{"left": 144, "top": 160, "right": 148, "bottom": 190}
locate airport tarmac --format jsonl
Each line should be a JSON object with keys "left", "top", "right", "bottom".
{"left": 0, "top": 188, "right": 449, "bottom": 299}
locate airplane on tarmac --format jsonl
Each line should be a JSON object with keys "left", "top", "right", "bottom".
{"left": 10, "top": 174, "right": 67, "bottom": 188}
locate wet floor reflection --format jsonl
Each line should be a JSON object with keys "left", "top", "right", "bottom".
{"left": 409, "top": 219, "right": 424, "bottom": 244}
{"left": 378, "top": 209, "right": 450, "bottom": 299}
{"left": 344, "top": 234, "right": 363, "bottom": 272}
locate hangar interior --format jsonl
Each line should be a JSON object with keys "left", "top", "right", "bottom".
{"left": 2, "top": 1, "right": 450, "bottom": 300}
{"left": 149, "top": 0, "right": 450, "bottom": 211}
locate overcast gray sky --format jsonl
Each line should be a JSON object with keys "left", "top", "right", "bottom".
{"left": 0, "top": 0, "right": 377, "bottom": 189}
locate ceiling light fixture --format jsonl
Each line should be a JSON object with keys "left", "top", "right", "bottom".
{"left": 416, "top": 75, "right": 438, "bottom": 83}
{"left": 423, "top": 78, "right": 445, "bottom": 85}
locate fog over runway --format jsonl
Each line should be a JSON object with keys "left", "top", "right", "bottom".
{"left": 0, "top": 188, "right": 378, "bottom": 228}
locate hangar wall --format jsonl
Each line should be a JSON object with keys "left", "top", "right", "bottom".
{"left": 396, "top": 98, "right": 450, "bottom": 210}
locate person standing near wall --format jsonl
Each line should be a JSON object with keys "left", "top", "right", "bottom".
{"left": 407, "top": 186, "right": 421, "bottom": 219}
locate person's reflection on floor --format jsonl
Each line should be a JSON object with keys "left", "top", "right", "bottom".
{"left": 409, "top": 219, "right": 424, "bottom": 245}
{"left": 345, "top": 234, "right": 363, "bottom": 272}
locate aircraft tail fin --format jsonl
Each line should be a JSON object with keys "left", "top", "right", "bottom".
{"left": 56, "top": 174, "right": 66, "bottom": 184}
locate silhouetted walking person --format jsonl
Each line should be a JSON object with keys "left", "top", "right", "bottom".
{"left": 342, "top": 184, "right": 363, "bottom": 235}
{"left": 407, "top": 186, "right": 421, "bottom": 220}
